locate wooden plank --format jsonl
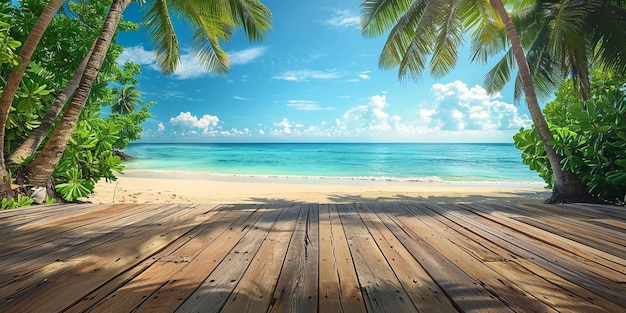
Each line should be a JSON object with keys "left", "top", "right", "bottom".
{"left": 75, "top": 204, "right": 238, "bottom": 312}
{"left": 220, "top": 204, "right": 300, "bottom": 312}
{"left": 0, "top": 203, "right": 158, "bottom": 256}
{"left": 397, "top": 203, "right": 556, "bottom": 313}
{"left": 565, "top": 203, "right": 626, "bottom": 221}
{"left": 419, "top": 202, "right": 626, "bottom": 308}
{"left": 360, "top": 202, "right": 458, "bottom": 312}
{"left": 0, "top": 203, "right": 102, "bottom": 230}
{"left": 410, "top": 201, "right": 623, "bottom": 312}
{"left": 269, "top": 203, "right": 319, "bottom": 313}
{"left": 462, "top": 204, "right": 626, "bottom": 281}
{"left": 482, "top": 203, "right": 626, "bottom": 257}
{"left": 513, "top": 215, "right": 626, "bottom": 260}
{"left": 174, "top": 205, "right": 284, "bottom": 313}
{"left": 318, "top": 204, "right": 366, "bottom": 313}
{"left": 488, "top": 260, "right": 616, "bottom": 313}
{"left": 408, "top": 202, "right": 600, "bottom": 311}
{"left": 375, "top": 203, "right": 514, "bottom": 313}
{"left": 0, "top": 204, "right": 215, "bottom": 312}
{"left": 0, "top": 204, "right": 183, "bottom": 284}
{"left": 513, "top": 258, "right": 626, "bottom": 312}
{"left": 587, "top": 218, "right": 626, "bottom": 234}
{"left": 132, "top": 204, "right": 265, "bottom": 313}
{"left": 338, "top": 203, "right": 418, "bottom": 313}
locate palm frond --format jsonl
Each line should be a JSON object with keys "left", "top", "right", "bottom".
{"left": 483, "top": 48, "right": 515, "bottom": 95}
{"left": 141, "top": 0, "right": 179, "bottom": 73}
{"left": 524, "top": 21, "right": 563, "bottom": 102}
{"left": 548, "top": 0, "right": 593, "bottom": 56}
{"left": 361, "top": 0, "right": 413, "bottom": 37}
{"left": 377, "top": 0, "right": 432, "bottom": 73}
{"left": 227, "top": 0, "right": 272, "bottom": 42}
{"left": 191, "top": 29, "right": 230, "bottom": 75}
{"left": 587, "top": 4, "right": 626, "bottom": 75}
{"left": 563, "top": 30, "right": 591, "bottom": 99}
{"left": 429, "top": 0, "right": 464, "bottom": 77}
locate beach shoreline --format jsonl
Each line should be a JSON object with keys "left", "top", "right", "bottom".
{"left": 84, "top": 171, "right": 551, "bottom": 204}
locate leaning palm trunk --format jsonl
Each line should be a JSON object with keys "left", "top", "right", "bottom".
{"left": 7, "top": 43, "right": 95, "bottom": 165}
{"left": 0, "top": 0, "right": 66, "bottom": 199}
{"left": 489, "top": 0, "right": 589, "bottom": 203}
{"left": 20, "top": 0, "right": 132, "bottom": 192}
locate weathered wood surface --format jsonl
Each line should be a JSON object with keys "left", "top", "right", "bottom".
{"left": 1, "top": 202, "right": 625, "bottom": 312}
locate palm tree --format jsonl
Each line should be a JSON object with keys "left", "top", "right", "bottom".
{"left": 360, "top": 0, "right": 609, "bottom": 203}
{"left": 480, "top": 0, "right": 626, "bottom": 102}
{"left": 477, "top": 0, "right": 626, "bottom": 202}
{"left": 486, "top": 0, "right": 589, "bottom": 203}
{"left": 7, "top": 43, "right": 95, "bottom": 166}
{"left": 19, "top": 0, "right": 272, "bottom": 193}
{"left": 112, "top": 85, "right": 143, "bottom": 115}
{"left": 0, "top": 0, "right": 66, "bottom": 198}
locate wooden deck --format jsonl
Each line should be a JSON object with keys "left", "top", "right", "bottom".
{"left": 1, "top": 202, "right": 625, "bottom": 312}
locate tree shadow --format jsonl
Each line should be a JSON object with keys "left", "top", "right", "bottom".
{"left": 1, "top": 200, "right": 622, "bottom": 312}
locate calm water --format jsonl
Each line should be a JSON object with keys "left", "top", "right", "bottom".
{"left": 121, "top": 143, "right": 542, "bottom": 183}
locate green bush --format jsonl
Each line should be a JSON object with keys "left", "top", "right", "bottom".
{"left": 514, "top": 75, "right": 626, "bottom": 203}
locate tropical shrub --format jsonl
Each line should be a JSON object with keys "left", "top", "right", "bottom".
{"left": 1, "top": 0, "right": 148, "bottom": 203}
{"left": 514, "top": 75, "right": 626, "bottom": 203}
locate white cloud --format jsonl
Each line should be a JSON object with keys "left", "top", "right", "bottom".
{"left": 358, "top": 71, "right": 371, "bottom": 80}
{"left": 273, "top": 118, "right": 293, "bottom": 134}
{"left": 157, "top": 122, "right": 165, "bottom": 132}
{"left": 170, "top": 112, "right": 220, "bottom": 134}
{"left": 154, "top": 81, "right": 531, "bottom": 142}
{"left": 426, "top": 80, "right": 531, "bottom": 131}
{"left": 273, "top": 69, "right": 343, "bottom": 81}
{"left": 324, "top": 9, "right": 360, "bottom": 28}
{"left": 287, "top": 100, "right": 333, "bottom": 111}
{"left": 233, "top": 96, "right": 251, "bottom": 101}
{"left": 171, "top": 54, "right": 206, "bottom": 79}
{"left": 118, "top": 46, "right": 155, "bottom": 66}
{"left": 229, "top": 46, "right": 268, "bottom": 65}
{"left": 119, "top": 46, "right": 267, "bottom": 80}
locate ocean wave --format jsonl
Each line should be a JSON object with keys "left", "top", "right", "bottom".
{"left": 122, "top": 169, "right": 544, "bottom": 185}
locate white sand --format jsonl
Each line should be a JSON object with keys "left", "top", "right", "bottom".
{"left": 83, "top": 172, "right": 550, "bottom": 204}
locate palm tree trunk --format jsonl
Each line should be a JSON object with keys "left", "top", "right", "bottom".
{"left": 7, "top": 42, "right": 96, "bottom": 165}
{"left": 20, "top": 0, "right": 132, "bottom": 191}
{"left": 489, "top": 0, "right": 589, "bottom": 203}
{"left": 0, "top": 0, "right": 66, "bottom": 199}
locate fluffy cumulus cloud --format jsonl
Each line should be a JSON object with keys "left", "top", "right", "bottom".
{"left": 321, "top": 81, "right": 531, "bottom": 141}
{"left": 426, "top": 80, "right": 531, "bottom": 131}
{"left": 271, "top": 118, "right": 305, "bottom": 135}
{"left": 335, "top": 95, "right": 412, "bottom": 135}
{"left": 152, "top": 81, "right": 531, "bottom": 142}
{"left": 170, "top": 112, "right": 220, "bottom": 134}
{"left": 117, "top": 46, "right": 155, "bottom": 66}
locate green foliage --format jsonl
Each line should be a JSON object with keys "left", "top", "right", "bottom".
{"left": 514, "top": 74, "right": 626, "bottom": 203}
{"left": 2, "top": 0, "right": 148, "bottom": 202}
{"left": 106, "top": 102, "right": 153, "bottom": 149}
{"left": 1, "top": 194, "right": 34, "bottom": 210}
{"left": 0, "top": 18, "right": 21, "bottom": 68}
{"left": 53, "top": 115, "right": 125, "bottom": 201}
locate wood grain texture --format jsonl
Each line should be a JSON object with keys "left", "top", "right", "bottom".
{"left": 0, "top": 202, "right": 624, "bottom": 312}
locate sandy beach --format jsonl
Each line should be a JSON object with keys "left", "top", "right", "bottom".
{"left": 83, "top": 171, "right": 551, "bottom": 204}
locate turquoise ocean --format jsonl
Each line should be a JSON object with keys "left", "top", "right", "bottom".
{"left": 121, "top": 143, "right": 543, "bottom": 184}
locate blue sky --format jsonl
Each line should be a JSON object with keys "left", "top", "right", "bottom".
{"left": 116, "top": 0, "right": 533, "bottom": 143}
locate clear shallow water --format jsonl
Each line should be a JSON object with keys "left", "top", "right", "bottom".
{"left": 122, "top": 143, "right": 542, "bottom": 183}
